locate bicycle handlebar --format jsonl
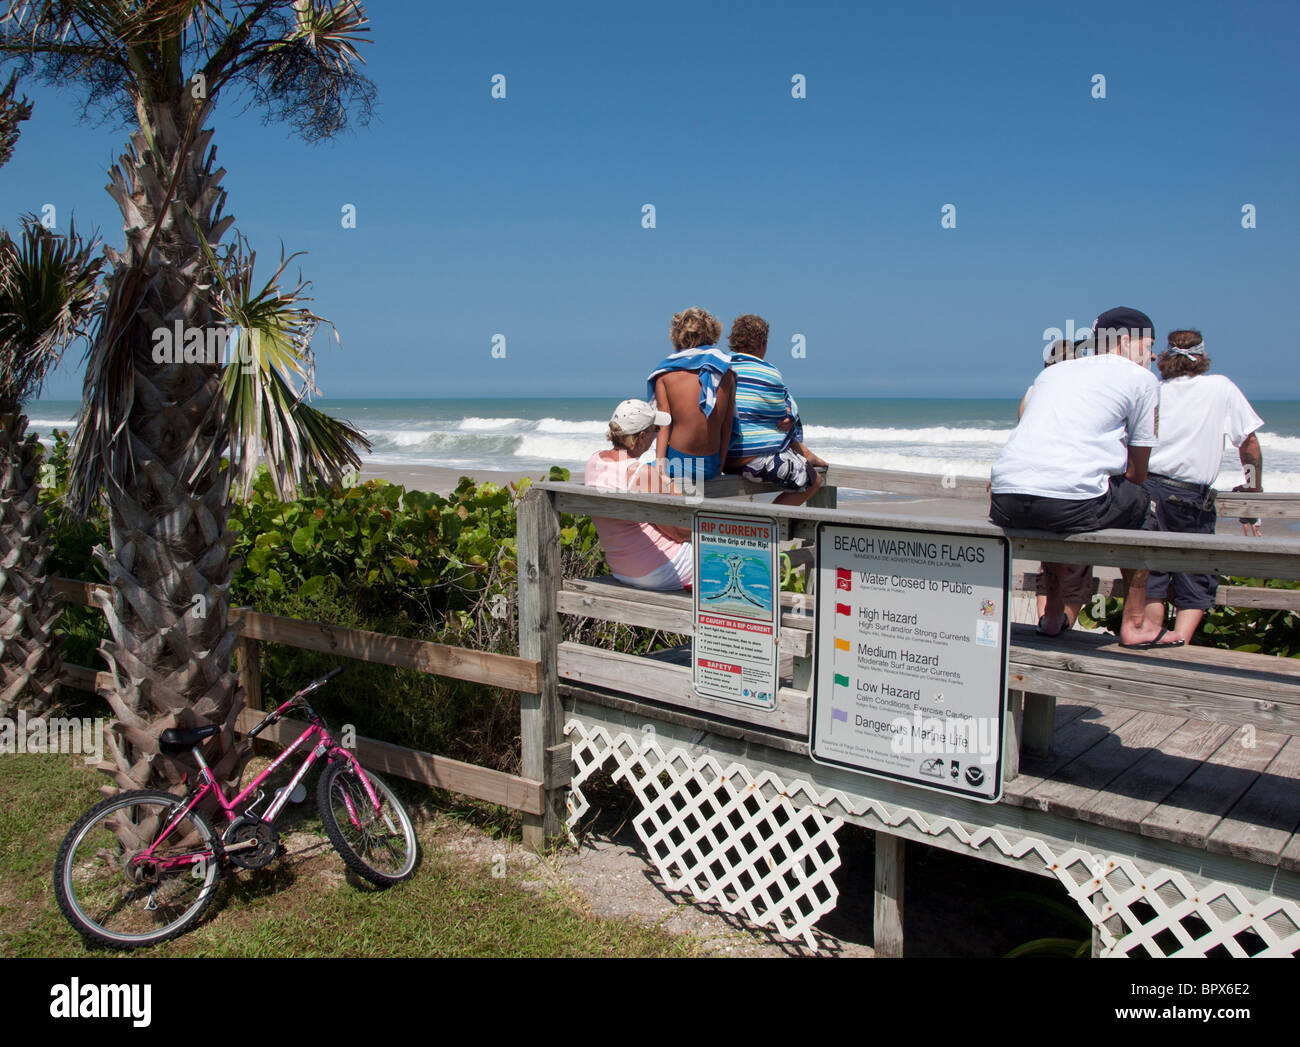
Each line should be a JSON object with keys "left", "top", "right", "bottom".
{"left": 247, "top": 666, "right": 344, "bottom": 737}
{"left": 310, "top": 666, "right": 345, "bottom": 689}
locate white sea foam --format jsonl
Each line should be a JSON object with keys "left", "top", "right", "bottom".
{"left": 535, "top": 417, "right": 607, "bottom": 435}
{"left": 802, "top": 424, "right": 1012, "bottom": 445}
{"left": 457, "top": 416, "right": 529, "bottom": 431}
{"left": 383, "top": 430, "right": 439, "bottom": 448}
{"left": 513, "top": 434, "right": 600, "bottom": 463}
{"left": 1259, "top": 432, "right": 1300, "bottom": 455}
{"left": 825, "top": 449, "right": 992, "bottom": 479}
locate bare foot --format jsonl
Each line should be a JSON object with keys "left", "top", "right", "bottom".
{"left": 1118, "top": 623, "right": 1185, "bottom": 648}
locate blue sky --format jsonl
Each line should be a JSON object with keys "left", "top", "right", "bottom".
{"left": 4, "top": 0, "right": 1298, "bottom": 402}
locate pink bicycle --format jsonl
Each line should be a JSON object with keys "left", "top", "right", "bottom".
{"left": 54, "top": 667, "right": 419, "bottom": 948}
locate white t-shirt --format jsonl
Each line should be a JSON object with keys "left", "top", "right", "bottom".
{"left": 1147, "top": 374, "right": 1262, "bottom": 487}
{"left": 992, "top": 354, "right": 1159, "bottom": 500}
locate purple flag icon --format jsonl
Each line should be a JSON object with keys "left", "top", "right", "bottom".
{"left": 832, "top": 708, "right": 848, "bottom": 723}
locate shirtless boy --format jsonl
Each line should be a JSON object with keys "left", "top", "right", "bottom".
{"left": 646, "top": 307, "right": 736, "bottom": 487}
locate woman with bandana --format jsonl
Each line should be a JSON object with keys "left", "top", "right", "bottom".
{"left": 1140, "top": 329, "right": 1265, "bottom": 643}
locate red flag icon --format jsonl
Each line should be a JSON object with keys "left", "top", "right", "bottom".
{"left": 836, "top": 568, "right": 852, "bottom": 591}
{"left": 836, "top": 602, "right": 851, "bottom": 616}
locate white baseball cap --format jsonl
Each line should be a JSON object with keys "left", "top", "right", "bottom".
{"left": 610, "top": 398, "right": 671, "bottom": 434}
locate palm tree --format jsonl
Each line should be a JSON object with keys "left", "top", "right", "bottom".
{"left": 0, "top": 216, "right": 102, "bottom": 718}
{"left": 1, "top": 1, "right": 375, "bottom": 795}
{"left": 0, "top": 70, "right": 30, "bottom": 167}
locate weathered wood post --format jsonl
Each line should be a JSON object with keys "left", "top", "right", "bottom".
{"left": 1022, "top": 692, "right": 1056, "bottom": 757}
{"left": 235, "top": 633, "right": 262, "bottom": 713}
{"left": 1004, "top": 689, "right": 1024, "bottom": 779}
{"left": 518, "top": 486, "right": 564, "bottom": 850}
{"left": 873, "top": 832, "right": 905, "bottom": 957}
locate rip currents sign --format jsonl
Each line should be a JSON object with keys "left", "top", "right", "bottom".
{"left": 692, "top": 512, "right": 780, "bottom": 709}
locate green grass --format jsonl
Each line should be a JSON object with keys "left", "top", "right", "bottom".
{"left": 0, "top": 751, "right": 699, "bottom": 958}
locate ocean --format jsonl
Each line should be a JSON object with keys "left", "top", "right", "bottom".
{"left": 27, "top": 397, "right": 1300, "bottom": 493}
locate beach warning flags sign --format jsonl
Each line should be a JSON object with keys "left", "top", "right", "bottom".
{"left": 836, "top": 568, "right": 852, "bottom": 591}
{"left": 836, "top": 602, "right": 851, "bottom": 617}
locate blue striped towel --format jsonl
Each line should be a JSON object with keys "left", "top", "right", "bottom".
{"left": 645, "top": 345, "right": 732, "bottom": 418}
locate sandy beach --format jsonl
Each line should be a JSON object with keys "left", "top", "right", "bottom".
{"left": 361, "top": 460, "right": 1283, "bottom": 537}
{"left": 362, "top": 463, "right": 543, "bottom": 496}
{"left": 361, "top": 460, "right": 994, "bottom": 517}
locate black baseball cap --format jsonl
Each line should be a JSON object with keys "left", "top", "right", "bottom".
{"left": 1093, "top": 306, "right": 1154, "bottom": 336}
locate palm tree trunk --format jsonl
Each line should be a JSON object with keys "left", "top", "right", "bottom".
{"left": 0, "top": 402, "right": 61, "bottom": 717}
{"left": 92, "top": 102, "right": 246, "bottom": 795}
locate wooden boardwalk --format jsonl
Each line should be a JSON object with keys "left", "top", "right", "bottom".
{"left": 1003, "top": 698, "right": 1300, "bottom": 871}
{"left": 565, "top": 639, "right": 1300, "bottom": 874}
{"left": 528, "top": 479, "right": 1300, "bottom": 953}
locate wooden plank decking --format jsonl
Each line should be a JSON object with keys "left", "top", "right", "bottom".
{"left": 1001, "top": 697, "right": 1300, "bottom": 872}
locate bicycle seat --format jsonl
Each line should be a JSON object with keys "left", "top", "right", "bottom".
{"left": 159, "top": 724, "right": 222, "bottom": 754}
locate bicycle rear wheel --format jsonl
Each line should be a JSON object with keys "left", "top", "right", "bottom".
{"left": 53, "top": 789, "right": 220, "bottom": 949}
{"left": 317, "top": 760, "right": 419, "bottom": 886}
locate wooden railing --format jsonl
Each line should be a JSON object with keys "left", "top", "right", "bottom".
{"left": 820, "top": 464, "right": 1300, "bottom": 520}
{"left": 526, "top": 480, "right": 1300, "bottom": 777}
{"left": 52, "top": 578, "right": 568, "bottom": 836}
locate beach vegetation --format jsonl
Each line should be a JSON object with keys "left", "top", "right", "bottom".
{"left": 41, "top": 446, "right": 679, "bottom": 786}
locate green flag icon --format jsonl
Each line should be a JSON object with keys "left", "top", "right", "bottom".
{"left": 834, "top": 673, "right": 850, "bottom": 687}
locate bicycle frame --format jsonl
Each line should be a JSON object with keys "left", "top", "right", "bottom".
{"left": 139, "top": 693, "right": 382, "bottom": 873}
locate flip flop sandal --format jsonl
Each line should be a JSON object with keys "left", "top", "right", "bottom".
{"left": 1119, "top": 627, "right": 1186, "bottom": 650}
{"left": 1035, "top": 613, "right": 1070, "bottom": 636}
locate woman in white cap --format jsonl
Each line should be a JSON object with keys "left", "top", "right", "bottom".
{"left": 1140, "top": 329, "right": 1264, "bottom": 643}
{"left": 583, "top": 399, "right": 694, "bottom": 591}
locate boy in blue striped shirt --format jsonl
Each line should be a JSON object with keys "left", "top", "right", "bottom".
{"left": 722, "top": 315, "right": 827, "bottom": 506}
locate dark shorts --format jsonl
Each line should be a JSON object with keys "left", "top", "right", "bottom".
{"left": 989, "top": 475, "right": 1153, "bottom": 534}
{"left": 1142, "top": 475, "right": 1218, "bottom": 610}
{"left": 733, "top": 448, "right": 812, "bottom": 491}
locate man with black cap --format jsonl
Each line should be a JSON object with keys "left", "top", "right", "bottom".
{"left": 990, "top": 306, "right": 1184, "bottom": 649}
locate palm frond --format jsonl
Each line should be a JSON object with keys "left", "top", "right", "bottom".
{"left": 0, "top": 70, "right": 32, "bottom": 167}
{"left": 287, "top": 0, "right": 369, "bottom": 72}
{"left": 195, "top": 231, "right": 368, "bottom": 500}
{"left": 65, "top": 245, "right": 150, "bottom": 515}
{"left": 3, "top": 1, "right": 375, "bottom": 140}
{"left": 0, "top": 213, "right": 102, "bottom": 406}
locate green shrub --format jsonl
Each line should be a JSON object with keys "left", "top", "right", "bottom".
{"left": 36, "top": 432, "right": 796, "bottom": 765}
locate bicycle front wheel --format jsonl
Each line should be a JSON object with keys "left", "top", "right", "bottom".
{"left": 53, "top": 789, "right": 220, "bottom": 949}
{"left": 317, "top": 760, "right": 419, "bottom": 886}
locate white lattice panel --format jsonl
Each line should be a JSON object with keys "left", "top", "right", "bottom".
{"left": 565, "top": 719, "right": 842, "bottom": 949}
{"left": 565, "top": 718, "right": 1300, "bottom": 957}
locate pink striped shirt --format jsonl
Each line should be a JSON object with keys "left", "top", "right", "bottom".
{"left": 584, "top": 451, "right": 690, "bottom": 585}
